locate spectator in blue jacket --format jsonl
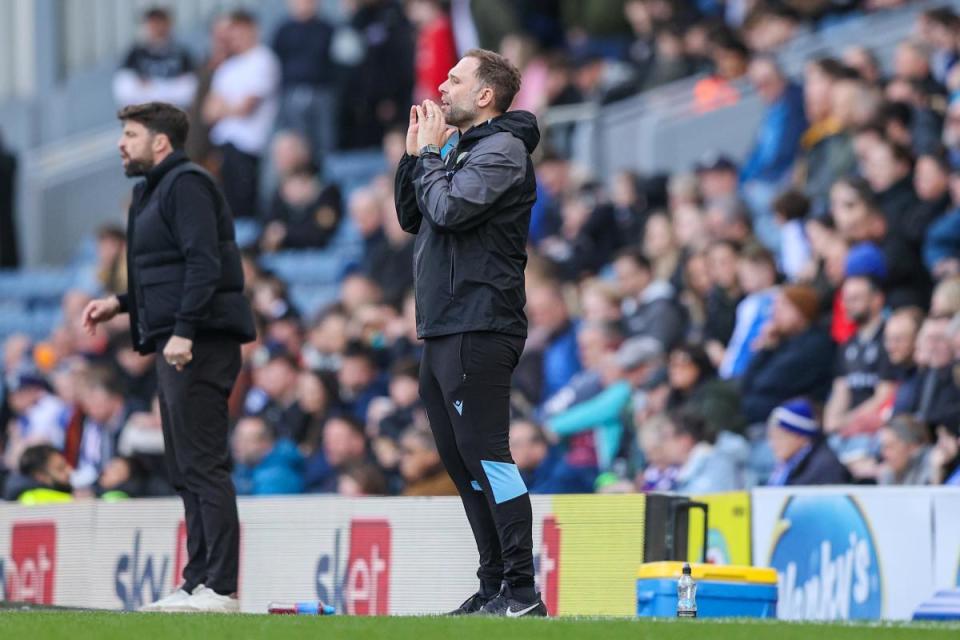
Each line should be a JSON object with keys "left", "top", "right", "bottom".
{"left": 741, "top": 56, "right": 808, "bottom": 251}
{"left": 924, "top": 169, "right": 960, "bottom": 279}
{"left": 231, "top": 416, "right": 304, "bottom": 495}
{"left": 521, "top": 280, "right": 582, "bottom": 406}
{"left": 510, "top": 420, "right": 596, "bottom": 494}
{"left": 740, "top": 284, "right": 836, "bottom": 425}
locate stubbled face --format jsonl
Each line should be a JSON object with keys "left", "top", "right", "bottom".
{"left": 438, "top": 56, "right": 487, "bottom": 128}
{"left": 118, "top": 121, "right": 157, "bottom": 177}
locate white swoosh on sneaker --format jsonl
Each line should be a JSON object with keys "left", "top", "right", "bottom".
{"left": 505, "top": 603, "right": 540, "bottom": 618}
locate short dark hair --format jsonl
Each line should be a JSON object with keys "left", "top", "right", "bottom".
{"left": 667, "top": 409, "right": 715, "bottom": 445}
{"left": 772, "top": 189, "right": 810, "bottom": 221}
{"left": 19, "top": 444, "right": 60, "bottom": 477}
{"left": 117, "top": 102, "right": 189, "bottom": 150}
{"left": 229, "top": 9, "right": 258, "bottom": 26}
{"left": 464, "top": 48, "right": 523, "bottom": 113}
{"left": 326, "top": 414, "right": 365, "bottom": 438}
{"left": 390, "top": 358, "right": 420, "bottom": 380}
{"left": 144, "top": 7, "right": 171, "bottom": 22}
{"left": 615, "top": 246, "right": 652, "bottom": 272}
{"left": 810, "top": 57, "right": 855, "bottom": 81}
{"left": 739, "top": 242, "right": 776, "bottom": 271}
{"left": 879, "top": 101, "right": 913, "bottom": 128}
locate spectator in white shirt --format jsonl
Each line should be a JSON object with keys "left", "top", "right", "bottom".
{"left": 204, "top": 10, "right": 281, "bottom": 219}
{"left": 113, "top": 8, "right": 197, "bottom": 109}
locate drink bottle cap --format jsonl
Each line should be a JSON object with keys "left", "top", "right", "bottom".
{"left": 682, "top": 563, "right": 691, "bottom": 575}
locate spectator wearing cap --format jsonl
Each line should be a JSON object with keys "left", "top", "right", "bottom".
{"left": 614, "top": 248, "right": 686, "bottom": 350}
{"left": 231, "top": 415, "right": 304, "bottom": 496}
{"left": 719, "top": 244, "right": 778, "bottom": 379}
{"left": 894, "top": 316, "right": 960, "bottom": 429}
{"left": 767, "top": 399, "right": 851, "bottom": 486}
{"left": 878, "top": 414, "right": 932, "bottom": 485}
{"left": 740, "top": 284, "right": 835, "bottom": 425}
{"left": 830, "top": 176, "right": 931, "bottom": 309}
{"left": 2, "top": 365, "right": 68, "bottom": 472}
{"left": 824, "top": 255, "right": 896, "bottom": 440}
{"left": 509, "top": 420, "right": 596, "bottom": 494}
{"left": 3, "top": 444, "right": 74, "bottom": 504}
{"left": 741, "top": 56, "right": 808, "bottom": 251}
{"left": 547, "top": 336, "right": 663, "bottom": 471}
{"left": 662, "top": 410, "right": 743, "bottom": 494}
{"left": 924, "top": 169, "right": 960, "bottom": 280}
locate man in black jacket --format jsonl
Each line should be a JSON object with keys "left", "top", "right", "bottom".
{"left": 394, "top": 49, "right": 546, "bottom": 617}
{"left": 82, "top": 102, "right": 255, "bottom": 613}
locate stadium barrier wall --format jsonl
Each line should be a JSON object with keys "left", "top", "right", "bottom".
{"left": 1, "top": 488, "right": 956, "bottom": 618}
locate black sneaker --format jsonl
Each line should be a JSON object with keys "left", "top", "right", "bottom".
{"left": 447, "top": 591, "right": 494, "bottom": 616}
{"left": 480, "top": 588, "right": 548, "bottom": 618}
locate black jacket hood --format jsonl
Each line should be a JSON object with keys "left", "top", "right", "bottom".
{"left": 461, "top": 110, "right": 540, "bottom": 155}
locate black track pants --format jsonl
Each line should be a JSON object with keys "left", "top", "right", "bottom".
{"left": 156, "top": 335, "right": 242, "bottom": 596}
{"left": 419, "top": 331, "right": 535, "bottom": 596}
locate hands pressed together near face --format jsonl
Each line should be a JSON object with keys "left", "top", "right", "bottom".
{"left": 406, "top": 100, "right": 456, "bottom": 156}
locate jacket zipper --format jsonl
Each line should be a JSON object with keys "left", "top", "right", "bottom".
{"left": 449, "top": 245, "right": 456, "bottom": 300}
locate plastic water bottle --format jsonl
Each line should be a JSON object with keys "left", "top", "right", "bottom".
{"left": 677, "top": 563, "right": 697, "bottom": 618}
{"left": 268, "top": 601, "right": 336, "bottom": 615}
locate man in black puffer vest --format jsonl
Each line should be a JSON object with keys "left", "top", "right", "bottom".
{"left": 82, "top": 102, "right": 255, "bottom": 613}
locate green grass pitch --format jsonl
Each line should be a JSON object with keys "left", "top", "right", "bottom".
{"left": 2, "top": 611, "right": 960, "bottom": 640}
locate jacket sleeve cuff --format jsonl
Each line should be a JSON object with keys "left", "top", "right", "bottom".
{"left": 116, "top": 294, "right": 129, "bottom": 314}
{"left": 173, "top": 321, "right": 196, "bottom": 340}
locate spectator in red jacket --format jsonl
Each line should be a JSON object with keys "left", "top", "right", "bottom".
{"left": 407, "top": 0, "right": 459, "bottom": 104}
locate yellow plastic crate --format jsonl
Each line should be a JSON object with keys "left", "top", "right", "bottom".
{"left": 637, "top": 562, "right": 777, "bottom": 585}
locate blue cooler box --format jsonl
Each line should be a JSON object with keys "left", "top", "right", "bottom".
{"left": 636, "top": 562, "right": 778, "bottom": 618}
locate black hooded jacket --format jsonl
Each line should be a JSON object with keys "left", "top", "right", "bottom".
{"left": 394, "top": 111, "right": 540, "bottom": 338}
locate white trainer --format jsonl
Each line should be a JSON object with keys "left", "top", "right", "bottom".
{"left": 140, "top": 584, "right": 204, "bottom": 612}
{"left": 184, "top": 586, "right": 240, "bottom": 613}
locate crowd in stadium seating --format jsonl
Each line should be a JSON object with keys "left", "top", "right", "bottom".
{"left": 6, "top": 0, "right": 960, "bottom": 503}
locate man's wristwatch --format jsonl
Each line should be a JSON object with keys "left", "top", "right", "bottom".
{"left": 419, "top": 144, "right": 441, "bottom": 157}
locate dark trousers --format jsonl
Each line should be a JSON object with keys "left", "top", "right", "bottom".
{"left": 218, "top": 143, "right": 260, "bottom": 219}
{"left": 419, "top": 331, "right": 535, "bottom": 597}
{"left": 156, "top": 335, "right": 242, "bottom": 595}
